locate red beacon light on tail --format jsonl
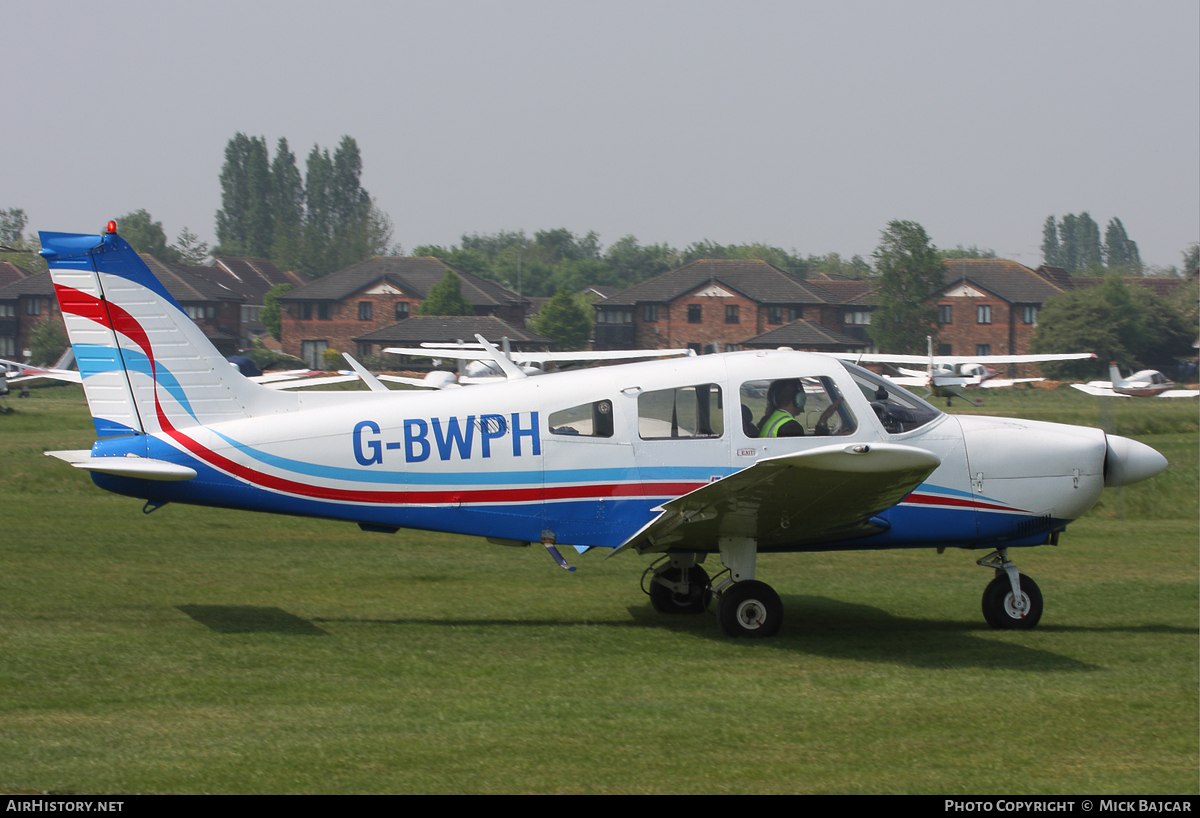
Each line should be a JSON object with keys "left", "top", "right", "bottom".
{"left": 106, "top": 220, "right": 117, "bottom": 235}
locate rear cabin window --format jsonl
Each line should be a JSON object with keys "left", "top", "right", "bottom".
{"left": 549, "top": 400, "right": 614, "bottom": 438}
{"left": 740, "top": 377, "right": 857, "bottom": 438}
{"left": 638, "top": 384, "right": 723, "bottom": 440}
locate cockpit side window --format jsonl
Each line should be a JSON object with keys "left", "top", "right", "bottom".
{"left": 638, "top": 384, "right": 724, "bottom": 440}
{"left": 740, "top": 376, "right": 857, "bottom": 438}
{"left": 549, "top": 399, "right": 615, "bottom": 438}
{"left": 837, "top": 360, "right": 943, "bottom": 434}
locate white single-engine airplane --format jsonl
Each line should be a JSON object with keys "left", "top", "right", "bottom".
{"left": 833, "top": 342, "right": 1097, "bottom": 406}
{"left": 1071, "top": 362, "right": 1200, "bottom": 399}
{"left": 39, "top": 225, "right": 1169, "bottom": 637}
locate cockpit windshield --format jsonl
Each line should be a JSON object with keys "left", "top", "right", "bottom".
{"left": 836, "top": 360, "right": 943, "bottom": 434}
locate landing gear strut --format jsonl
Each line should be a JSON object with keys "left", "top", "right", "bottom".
{"left": 977, "top": 549, "right": 1043, "bottom": 629}
{"left": 645, "top": 555, "right": 711, "bottom": 615}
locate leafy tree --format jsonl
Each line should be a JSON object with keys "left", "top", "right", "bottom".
{"left": 261, "top": 283, "right": 293, "bottom": 341}
{"left": 0, "top": 208, "right": 27, "bottom": 245}
{"left": 215, "top": 133, "right": 273, "bottom": 257}
{"left": 269, "top": 137, "right": 305, "bottom": 271}
{"left": 1031, "top": 276, "right": 1193, "bottom": 379}
{"left": 117, "top": 209, "right": 180, "bottom": 262}
{"left": 419, "top": 271, "right": 474, "bottom": 316}
{"left": 174, "top": 227, "right": 210, "bottom": 265}
{"left": 807, "top": 252, "right": 872, "bottom": 278}
{"left": 1181, "top": 242, "right": 1198, "bottom": 273}
{"left": 1041, "top": 215, "right": 1061, "bottom": 267}
{"left": 1103, "top": 218, "right": 1141, "bottom": 273}
{"left": 681, "top": 241, "right": 809, "bottom": 277}
{"left": 531, "top": 288, "right": 593, "bottom": 350}
{"left": 28, "top": 318, "right": 69, "bottom": 366}
{"left": 938, "top": 245, "right": 997, "bottom": 260}
{"left": 604, "top": 235, "right": 681, "bottom": 286}
{"left": 868, "top": 220, "right": 943, "bottom": 354}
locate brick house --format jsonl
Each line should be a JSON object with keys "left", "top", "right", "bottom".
{"left": 0, "top": 270, "right": 58, "bottom": 361}
{"left": 741, "top": 319, "right": 871, "bottom": 353}
{"left": 278, "top": 257, "right": 526, "bottom": 368}
{"left": 202, "top": 257, "right": 306, "bottom": 348}
{"left": 594, "top": 259, "right": 863, "bottom": 354}
{"left": 931, "top": 259, "right": 1068, "bottom": 362}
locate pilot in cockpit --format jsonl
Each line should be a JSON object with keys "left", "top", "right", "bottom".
{"left": 757, "top": 378, "right": 846, "bottom": 438}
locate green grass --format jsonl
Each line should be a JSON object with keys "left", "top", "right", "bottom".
{"left": 0, "top": 386, "right": 1195, "bottom": 793}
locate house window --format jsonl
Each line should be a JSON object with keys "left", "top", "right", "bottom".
{"left": 977, "top": 305, "right": 992, "bottom": 324}
{"left": 298, "top": 303, "right": 313, "bottom": 320}
{"left": 768, "top": 306, "right": 783, "bottom": 325}
{"left": 643, "top": 304, "right": 658, "bottom": 322}
{"left": 25, "top": 298, "right": 40, "bottom": 316}
{"left": 395, "top": 302, "right": 410, "bottom": 320}
{"left": 318, "top": 303, "right": 331, "bottom": 321}
{"left": 301, "top": 340, "right": 329, "bottom": 370}
{"left": 0, "top": 336, "right": 14, "bottom": 356}
{"left": 356, "top": 342, "right": 374, "bottom": 359}
{"left": 725, "top": 305, "right": 739, "bottom": 324}
{"left": 938, "top": 344, "right": 952, "bottom": 356}
{"left": 687, "top": 305, "right": 702, "bottom": 324}
{"left": 358, "top": 301, "right": 373, "bottom": 321}
{"left": 184, "top": 305, "right": 205, "bottom": 321}
{"left": 598, "top": 309, "right": 632, "bottom": 324}
{"left": 938, "top": 305, "right": 952, "bottom": 325}
{"left": 845, "top": 311, "right": 872, "bottom": 325}
{"left": 0, "top": 304, "right": 14, "bottom": 317}
{"left": 788, "top": 307, "right": 802, "bottom": 322}
{"left": 241, "top": 305, "right": 260, "bottom": 324}
{"left": 976, "top": 344, "right": 991, "bottom": 356}
{"left": 1022, "top": 306, "right": 1038, "bottom": 325}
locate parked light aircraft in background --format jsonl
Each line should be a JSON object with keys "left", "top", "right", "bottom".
{"left": 38, "top": 226, "right": 1168, "bottom": 637}
{"left": 833, "top": 340, "right": 1097, "bottom": 406}
{"left": 1071, "top": 362, "right": 1200, "bottom": 399}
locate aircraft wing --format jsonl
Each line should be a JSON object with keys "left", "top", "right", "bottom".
{"left": 382, "top": 347, "right": 692, "bottom": 363}
{"left": 610, "top": 442, "right": 940, "bottom": 557}
{"left": 828, "top": 352, "right": 1096, "bottom": 366}
{"left": 1070, "top": 383, "right": 1127, "bottom": 397}
{"left": 980, "top": 377, "right": 1043, "bottom": 388}
{"left": 260, "top": 374, "right": 362, "bottom": 390}
{"left": 1, "top": 356, "right": 83, "bottom": 385}
{"left": 1154, "top": 389, "right": 1200, "bottom": 398}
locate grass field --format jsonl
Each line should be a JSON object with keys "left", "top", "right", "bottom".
{"left": 1, "top": 383, "right": 1196, "bottom": 794}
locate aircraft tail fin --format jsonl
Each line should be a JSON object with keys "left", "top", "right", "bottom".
{"left": 41, "top": 227, "right": 290, "bottom": 438}
{"left": 1108, "top": 361, "right": 1123, "bottom": 385}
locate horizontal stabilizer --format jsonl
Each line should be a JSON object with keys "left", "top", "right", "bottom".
{"left": 46, "top": 450, "right": 197, "bottom": 481}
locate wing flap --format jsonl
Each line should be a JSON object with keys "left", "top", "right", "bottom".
{"left": 611, "top": 443, "right": 940, "bottom": 556}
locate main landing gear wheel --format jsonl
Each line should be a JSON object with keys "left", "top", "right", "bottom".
{"left": 717, "top": 580, "right": 783, "bottom": 638}
{"left": 981, "top": 573, "right": 1043, "bottom": 630}
{"left": 649, "top": 565, "right": 712, "bottom": 615}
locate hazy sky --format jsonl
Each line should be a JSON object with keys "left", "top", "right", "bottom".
{"left": 5, "top": 0, "right": 1198, "bottom": 270}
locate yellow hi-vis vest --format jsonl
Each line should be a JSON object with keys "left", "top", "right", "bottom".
{"left": 759, "top": 408, "right": 799, "bottom": 438}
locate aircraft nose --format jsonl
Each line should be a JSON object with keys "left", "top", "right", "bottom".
{"left": 1104, "top": 435, "right": 1168, "bottom": 487}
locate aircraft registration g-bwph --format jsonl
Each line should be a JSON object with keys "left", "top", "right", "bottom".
{"left": 1071, "top": 362, "right": 1200, "bottom": 399}
{"left": 39, "top": 225, "right": 1169, "bottom": 637}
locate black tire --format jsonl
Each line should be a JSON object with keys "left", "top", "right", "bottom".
{"left": 981, "top": 573, "right": 1043, "bottom": 630}
{"left": 649, "top": 565, "right": 712, "bottom": 615}
{"left": 717, "top": 580, "right": 783, "bottom": 638}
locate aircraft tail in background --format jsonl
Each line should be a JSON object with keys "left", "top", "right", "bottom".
{"left": 41, "top": 225, "right": 291, "bottom": 438}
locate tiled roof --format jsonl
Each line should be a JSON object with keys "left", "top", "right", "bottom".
{"left": 1070, "top": 276, "right": 1186, "bottom": 299}
{"left": 139, "top": 255, "right": 244, "bottom": 303}
{"left": 0, "top": 261, "right": 31, "bottom": 288}
{"left": 742, "top": 319, "right": 867, "bottom": 349}
{"left": 353, "top": 315, "right": 549, "bottom": 346}
{"left": 207, "top": 257, "right": 305, "bottom": 303}
{"left": 0, "top": 271, "right": 55, "bottom": 298}
{"left": 602, "top": 259, "right": 836, "bottom": 307}
{"left": 279, "top": 257, "right": 524, "bottom": 309}
{"left": 808, "top": 278, "right": 875, "bottom": 306}
{"left": 939, "top": 259, "right": 1065, "bottom": 304}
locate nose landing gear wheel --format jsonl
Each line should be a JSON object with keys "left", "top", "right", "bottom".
{"left": 717, "top": 580, "right": 783, "bottom": 638}
{"left": 649, "top": 565, "right": 712, "bottom": 615}
{"left": 981, "top": 573, "right": 1043, "bottom": 630}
